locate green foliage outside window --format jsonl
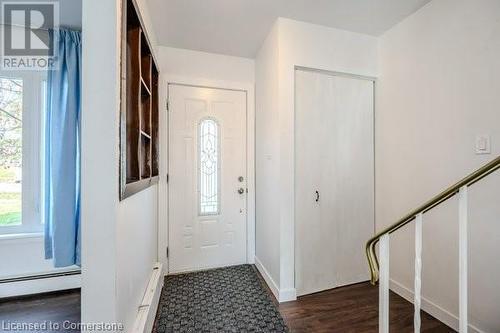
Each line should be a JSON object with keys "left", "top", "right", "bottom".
{"left": 0, "top": 77, "right": 23, "bottom": 227}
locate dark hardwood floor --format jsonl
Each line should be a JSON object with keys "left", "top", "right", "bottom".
{"left": 276, "top": 282, "right": 455, "bottom": 333}
{"left": 0, "top": 289, "right": 81, "bottom": 332}
{"left": 0, "top": 274, "right": 454, "bottom": 333}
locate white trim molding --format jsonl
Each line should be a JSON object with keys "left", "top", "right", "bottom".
{"left": 132, "top": 263, "right": 164, "bottom": 333}
{"left": 390, "top": 279, "right": 486, "bottom": 333}
{"left": 279, "top": 288, "right": 297, "bottom": 303}
{"left": 255, "top": 256, "right": 296, "bottom": 303}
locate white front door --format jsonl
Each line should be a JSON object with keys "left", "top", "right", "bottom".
{"left": 168, "top": 84, "right": 247, "bottom": 273}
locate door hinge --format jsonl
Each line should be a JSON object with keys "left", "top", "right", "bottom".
{"left": 166, "top": 173, "right": 169, "bottom": 184}
{"left": 166, "top": 247, "right": 169, "bottom": 258}
{"left": 166, "top": 99, "right": 169, "bottom": 111}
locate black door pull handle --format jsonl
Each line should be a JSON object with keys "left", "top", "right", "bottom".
{"left": 315, "top": 190, "right": 320, "bottom": 202}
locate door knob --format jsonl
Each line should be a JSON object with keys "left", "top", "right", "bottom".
{"left": 238, "top": 188, "right": 245, "bottom": 194}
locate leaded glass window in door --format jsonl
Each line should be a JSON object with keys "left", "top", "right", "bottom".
{"left": 198, "top": 118, "right": 220, "bottom": 215}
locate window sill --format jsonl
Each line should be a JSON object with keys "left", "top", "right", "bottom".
{"left": 0, "top": 232, "right": 43, "bottom": 241}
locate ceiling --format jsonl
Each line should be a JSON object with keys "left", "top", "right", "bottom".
{"left": 146, "top": 0, "right": 432, "bottom": 58}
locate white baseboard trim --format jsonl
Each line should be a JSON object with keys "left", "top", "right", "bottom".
{"left": 132, "top": 262, "right": 164, "bottom": 333}
{"left": 254, "top": 256, "right": 296, "bottom": 303}
{"left": 254, "top": 256, "right": 279, "bottom": 300}
{"left": 0, "top": 274, "right": 81, "bottom": 298}
{"left": 390, "top": 279, "right": 486, "bottom": 333}
{"left": 278, "top": 288, "right": 297, "bottom": 302}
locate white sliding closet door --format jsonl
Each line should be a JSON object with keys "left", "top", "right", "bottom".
{"left": 295, "top": 69, "right": 374, "bottom": 297}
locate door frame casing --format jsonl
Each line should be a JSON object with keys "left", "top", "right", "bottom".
{"left": 293, "top": 66, "right": 377, "bottom": 293}
{"left": 158, "top": 75, "right": 255, "bottom": 274}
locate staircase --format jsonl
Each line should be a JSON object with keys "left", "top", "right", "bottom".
{"left": 366, "top": 156, "right": 500, "bottom": 333}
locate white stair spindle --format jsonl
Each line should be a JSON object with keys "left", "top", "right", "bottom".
{"left": 459, "top": 186, "right": 468, "bottom": 332}
{"left": 379, "top": 233, "right": 390, "bottom": 333}
{"left": 414, "top": 213, "right": 423, "bottom": 333}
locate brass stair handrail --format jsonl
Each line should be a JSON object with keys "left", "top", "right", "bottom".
{"left": 366, "top": 155, "right": 500, "bottom": 285}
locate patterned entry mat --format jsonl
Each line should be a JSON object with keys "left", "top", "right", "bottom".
{"left": 153, "top": 264, "right": 289, "bottom": 333}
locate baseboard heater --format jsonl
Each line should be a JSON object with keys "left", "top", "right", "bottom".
{"left": 0, "top": 270, "right": 82, "bottom": 298}
{"left": 0, "top": 270, "right": 81, "bottom": 284}
{"left": 132, "top": 262, "right": 164, "bottom": 333}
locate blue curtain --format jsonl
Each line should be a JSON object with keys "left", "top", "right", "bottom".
{"left": 44, "top": 29, "right": 82, "bottom": 267}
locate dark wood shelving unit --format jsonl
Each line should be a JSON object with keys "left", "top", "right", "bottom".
{"left": 120, "top": 0, "right": 160, "bottom": 200}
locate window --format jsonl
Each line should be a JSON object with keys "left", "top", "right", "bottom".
{"left": 0, "top": 77, "right": 22, "bottom": 228}
{"left": 198, "top": 118, "right": 220, "bottom": 215}
{"left": 0, "top": 71, "right": 46, "bottom": 235}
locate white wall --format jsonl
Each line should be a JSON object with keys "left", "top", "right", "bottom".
{"left": 376, "top": 0, "right": 500, "bottom": 331}
{"left": 255, "top": 18, "right": 378, "bottom": 301}
{"left": 0, "top": 234, "right": 81, "bottom": 297}
{"left": 255, "top": 22, "right": 281, "bottom": 291}
{"left": 81, "top": 0, "right": 120, "bottom": 325}
{"left": 82, "top": 0, "right": 160, "bottom": 331}
{"left": 158, "top": 47, "right": 254, "bottom": 84}
{"left": 0, "top": 235, "right": 77, "bottom": 277}
{"left": 116, "top": 187, "right": 158, "bottom": 329}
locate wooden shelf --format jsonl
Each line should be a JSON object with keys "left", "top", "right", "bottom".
{"left": 120, "top": 0, "right": 160, "bottom": 200}
{"left": 140, "top": 130, "right": 151, "bottom": 139}
{"left": 140, "top": 77, "right": 151, "bottom": 95}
